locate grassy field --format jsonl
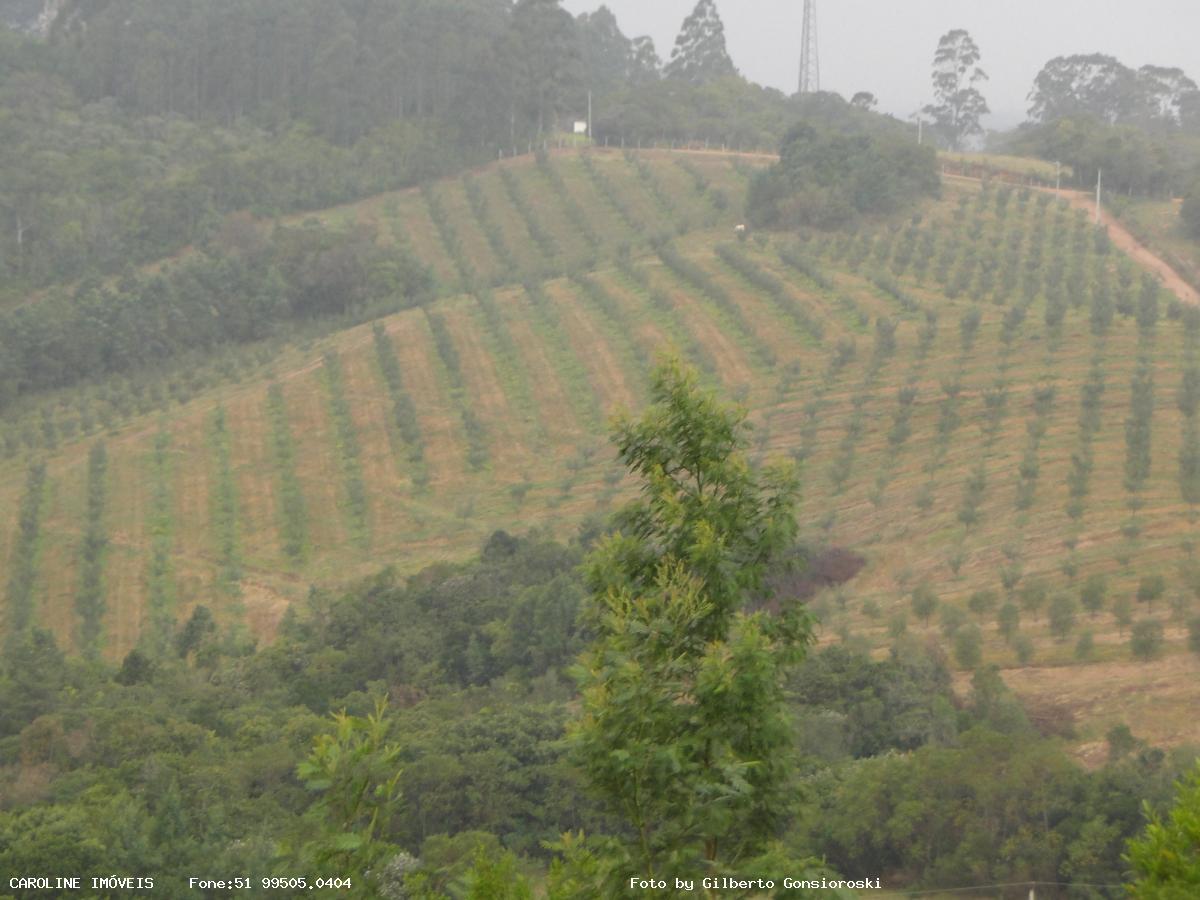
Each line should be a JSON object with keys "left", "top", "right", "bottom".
{"left": 3, "top": 148, "right": 1200, "bottom": 757}
{"left": 941, "top": 151, "right": 1071, "bottom": 182}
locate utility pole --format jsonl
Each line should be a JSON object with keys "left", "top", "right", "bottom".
{"left": 909, "top": 112, "right": 924, "bottom": 145}
{"left": 587, "top": 90, "right": 593, "bottom": 141}
{"left": 798, "top": 0, "right": 820, "bottom": 94}
{"left": 1055, "top": 160, "right": 1061, "bottom": 192}
{"left": 1096, "top": 168, "right": 1103, "bottom": 224}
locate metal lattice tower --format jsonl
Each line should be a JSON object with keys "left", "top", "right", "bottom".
{"left": 798, "top": 0, "right": 820, "bottom": 94}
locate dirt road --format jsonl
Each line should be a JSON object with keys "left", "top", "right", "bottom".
{"left": 945, "top": 172, "right": 1200, "bottom": 307}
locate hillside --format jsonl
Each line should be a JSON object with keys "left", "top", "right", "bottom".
{"left": 4, "top": 147, "right": 1200, "bottom": 755}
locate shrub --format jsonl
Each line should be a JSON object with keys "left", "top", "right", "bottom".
{"left": 954, "top": 625, "right": 983, "bottom": 670}
{"left": 1013, "top": 635, "right": 1035, "bottom": 665}
{"left": 747, "top": 122, "right": 939, "bottom": 230}
{"left": 1080, "top": 574, "right": 1108, "bottom": 617}
{"left": 969, "top": 590, "right": 999, "bottom": 622}
{"left": 910, "top": 582, "right": 938, "bottom": 625}
{"left": 1137, "top": 575, "right": 1166, "bottom": 609}
{"left": 1048, "top": 594, "right": 1078, "bottom": 642}
{"left": 940, "top": 604, "right": 969, "bottom": 640}
{"left": 997, "top": 603, "right": 1020, "bottom": 643}
{"left": 1112, "top": 597, "right": 1134, "bottom": 635}
{"left": 1074, "top": 630, "right": 1094, "bottom": 661}
{"left": 1130, "top": 619, "right": 1165, "bottom": 661}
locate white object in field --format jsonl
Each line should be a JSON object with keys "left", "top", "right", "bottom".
{"left": 734, "top": 224, "right": 747, "bottom": 234}
{"left": 573, "top": 121, "right": 588, "bottom": 135}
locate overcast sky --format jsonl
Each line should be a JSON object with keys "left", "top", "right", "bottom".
{"left": 563, "top": 0, "right": 1200, "bottom": 129}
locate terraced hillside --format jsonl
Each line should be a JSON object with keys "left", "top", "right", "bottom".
{"left": 3, "top": 148, "right": 1200, "bottom": 753}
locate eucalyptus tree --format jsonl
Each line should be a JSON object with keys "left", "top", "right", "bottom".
{"left": 924, "top": 29, "right": 989, "bottom": 150}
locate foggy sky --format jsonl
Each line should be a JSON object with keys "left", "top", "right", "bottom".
{"left": 563, "top": 0, "right": 1200, "bottom": 129}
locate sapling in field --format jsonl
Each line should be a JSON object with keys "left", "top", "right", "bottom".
{"left": 1081, "top": 573, "right": 1108, "bottom": 617}
{"left": 1130, "top": 619, "right": 1165, "bottom": 661}
{"left": 911, "top": 582, "right": 939, "bottom": 626}
{"left": 1048, "top": 594, "right": 1078, "bottom": 642}
{"left": 997, "top": 602, "right": 1020, "bottom": 643}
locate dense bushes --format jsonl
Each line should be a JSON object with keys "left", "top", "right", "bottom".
{"left": 748, "top": 122, "right": 940, "bottom": 230}
{"left": 0, "top": 527, "right": 1194, "bottom": 893}
{"left": 0, "top": 220, "right": 432, "bottom": 409}
{"left": 1184, "top": 185, "right": 1200, "bottom": 240}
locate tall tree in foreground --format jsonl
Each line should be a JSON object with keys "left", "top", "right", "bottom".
{"left": 663, "top": 0, "right": 737, "bottom": 84}
{"left": 924, "top": 29, "right": 989, "bottom": 150}
{"left": 565, "top": 358, "right": 813, "bottom": 891}
{"left": 293, "top": 698, "right": 403, "bottom": 899}
{"left": 1126, "top": 763, "right": 1200, "bottom": 896}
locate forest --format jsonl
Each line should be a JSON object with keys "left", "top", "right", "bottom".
{"left": 2, "top": 0, "right": 1200, "bottom": 898}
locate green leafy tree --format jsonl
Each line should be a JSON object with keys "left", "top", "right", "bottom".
{"left": 294, "top": 698, "right": 403, "bottom": 898}
{"left": 1139, "top": 575, "right": 1167, "bottom": 610}
{"left": 512, "top": 0, "right": 581, "bottom": 136}
{"left": 175, "top": 604, "right": 217, "bottom": 660}
{"left": 568, "top": 358, "right": 812, "bottom": 886}
{"left": 1019, "top": 578, "right": 1049, "bottom": 621}
{"left": 997, "top": 602, "right": 1020, "bottom": 643}
{"left": 663, "top": 0, "right": 736, "bottom": 85}
{"left": 924, "top": 29, "right": 989, "bottom": 150}
{"left": 464, "top": 845, "right": 534, "bottom": 900}
{"left": 1013, "top": 634, "right": 1035, "bottom": 665}
{"left": 911, "top": 582, "right": 939, "bottom": 626}
{"left": 1081, "top": 573, "right": 1109, "bottom": 618}
{"left": 1114, "top": 597, "right": 1135, "bottom": 635}
{"left": 1048, "top": 594, "right": 1078, "bottom": 642}
{"left": 954, "top": 624, "right": 983, "bottom": 670}
{"left": 1130, "top": 620, "right": 1165, "bottom": 662}
{"left": 968, "top": 589, "right": 998, "bottom": 622}
{"left": 1126, "top": 763, "right": 1200, "bottom": 897}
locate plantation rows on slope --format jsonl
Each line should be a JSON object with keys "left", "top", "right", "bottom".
{"left": 4, "top": 149, "right": 1200, "bottom": 751}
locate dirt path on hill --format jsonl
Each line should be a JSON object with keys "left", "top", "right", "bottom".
{"left": 1062, "top": 191, "right": 1200, "bottom": 306}
{"left": 945, "top": 172, "right": 1200, "bottom": 307}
